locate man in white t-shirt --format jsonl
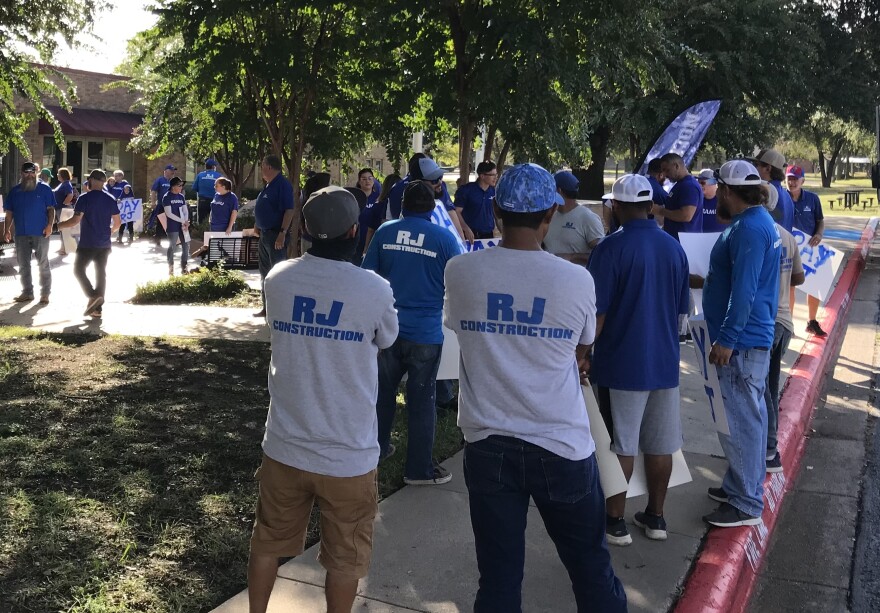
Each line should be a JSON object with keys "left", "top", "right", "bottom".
{"left": 543, "top": 170, "right": 605, "bottom": 265}
{"left": 248, "top": 186, "right": 399, "bottom": 613}
{"left": 444, "top": 163, "right": 627, "bottom": 612}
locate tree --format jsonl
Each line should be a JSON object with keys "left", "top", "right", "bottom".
{"left": 0, "top": 0, "right": 101, "bottom": 155}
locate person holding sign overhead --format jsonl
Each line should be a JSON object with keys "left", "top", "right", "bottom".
{"left": 701, "top": 160, "right": 780, "bottom": 528}
{"left": 588, "top": 174, "right": 689, "bottom": 547}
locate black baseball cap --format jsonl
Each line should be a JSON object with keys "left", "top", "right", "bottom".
{"left": 169, "top": 176, "right": 185, "bottom": 187}
{"left": 21, "top": 162, "right": 37, "bottom": 173}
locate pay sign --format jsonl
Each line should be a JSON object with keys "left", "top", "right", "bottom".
{"left": 119, "top": 198, "right": 144, "bottom": 232}
{"left": 791, "top": 229, "right": 844, "bottom": 302}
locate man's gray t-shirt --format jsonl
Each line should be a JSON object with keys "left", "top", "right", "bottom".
{"left": 543, "top": 205, "right": 605, "bottom": 261}
{"left": 263, "top": 253, "right": 399, "bottom": 477}
{"left": 444, "top": 247, "right": 597, "bottom": 461}
{"left": 776, "top": 226, "right": 804, "bottom": 334}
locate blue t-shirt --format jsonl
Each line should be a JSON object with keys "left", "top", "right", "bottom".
{"left": 647, "top": 176, "right": 670, "bottom": 207}
{"left": 770, "top": 180, "right": 794, "bottom": 233}
{"left": 108, "top": 180, "right": 132, "bottom": 202}
{"left": 701, "top": 195, "right": 726, "bottom": 233}
{"left": 5, "top": 183, "right": 56, "bottom": 236}
{"left": 702, "top": 206, "right": 780, "bottom": 350}
{"left": 75, "top": 190, "right": 120, "bottom": 249}
{"left": 162, "top": 191, "right": 188, "bottom": 234}
{"left": 791, "top": 189, "right": 823, "bottom": 237}
{"left": 254, "top": 174, "right": 294, "bottom": 230}
{"left": 53, "top": 181, "right": 75, "bottom": 208}
{"left": 588, "top": 219, "right": 689, "bottom": 390}
{"left": 194, "top": 169, "right": 223, "bottom": 199}
{"left": 380, "top": 176, "right": 454, "bottom": 227}
{"left": 454, "top": 182, "right": 496, "bottom": 234}
{"left": 151, "top": 176, "right": 171, "bottom": 207}
{"left": 663, "top": 174, "right": 703, "bottom": 241}
{"left": 362, "top": 213, "right": 463, "bottom": 343}
{"left": 210, "top": 192, "right": 240, "bottom": 231}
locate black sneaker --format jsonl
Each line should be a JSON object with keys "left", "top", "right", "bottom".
{"left": 605, "top": 515, "right": 632, "bottom": 546}
{"left": 766, "top": 452, "right": 783, "bottom": 474}
{"left": 633, "top": 509, "right": 668, "bottom": 541}
{"left": 806, "top": 319, "right": 827, "bottom": 337}
{"left": 404, "top": 462, "right": 452, "bottom": 485}
{"left": 703, "top": 503, "right": 762, "bottom": 527}
{"left": 707, "top": 487, "right": 728, "bottom": 503}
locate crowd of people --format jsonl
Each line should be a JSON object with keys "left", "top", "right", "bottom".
{"left": 1, "top": 146, "right": 829, "bottom": 612}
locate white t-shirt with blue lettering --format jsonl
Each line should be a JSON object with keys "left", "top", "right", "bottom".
{"left": 444, "top": 247, "right": 597, "bottom": 461}
{"left": 263, "top": 254, "right": 399, "bottom": 477}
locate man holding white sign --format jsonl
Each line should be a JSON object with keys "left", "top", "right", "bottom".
{"left": 588, "top": 174, "right": 689, "bottom": 547}
{"left": 786, "top": 165, "right": 827, "bottom": 337}
{"left": 701, "top": 160, "right": 780, "bottom": 528}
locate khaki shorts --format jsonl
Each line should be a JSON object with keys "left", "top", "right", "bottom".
{"left": 249, "top": 454, "right": 378, "bottom": 578}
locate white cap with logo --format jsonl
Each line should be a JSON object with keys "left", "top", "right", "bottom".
{"left": 602, "top": 174, "right": 654, "bottom": 203}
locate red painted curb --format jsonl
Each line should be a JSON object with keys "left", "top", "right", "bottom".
{"left": 674, "top": 219, "right": 879, "bottom": 613}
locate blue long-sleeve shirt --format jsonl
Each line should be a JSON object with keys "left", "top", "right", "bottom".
{"left": 770, "top": 180, "right": 794, "bottom": 232}
{"left": 702, "top": 205, "right": 781, "bottom": 350}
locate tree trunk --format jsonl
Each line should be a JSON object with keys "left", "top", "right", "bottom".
{"left": 583, "top": 125, "right": 611, "bottom": 199}
{"left": 827, "top": 139, "right": 845, "bottom": 186}
{"left": 459, "top": 117, "right": 476, "bottom": 180}
{"left": 484, "top": 125, "right": 497, "bottom": 161}
{"left": 814, "top": 129, "right": 831, "bottom": 188}
{"left": 497, "top": 140, "right": 511, "bottom": 175}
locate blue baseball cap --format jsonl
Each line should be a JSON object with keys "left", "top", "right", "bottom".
{"left": 411, "top": 157, "right": 444, "bottom": 182}
{"left": 205, "top": 158, "right": 217, "bottom": 167}
{"left": 164, "top": 164, "right": 177, "bottom": 170}
{"left": 553, "top": 170, "right": 579, "bottom": 194}
{"left": 496, "top": 163, "right": 563, "bottom": 213}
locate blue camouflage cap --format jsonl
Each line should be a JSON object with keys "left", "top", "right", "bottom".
{"left": 495, "top": 163, "right": 563, "bottom": 213}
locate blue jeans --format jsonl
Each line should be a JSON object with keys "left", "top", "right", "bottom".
{"left": 464, "top": 437, "right": 627, "bottom": 613}
{"left": 377, "top": 338, "right": 442, "bottom": 480}
{"left": 14, "top": 235, "right": 51, "bottom": 297}
{"left": 764, "top": 323, "right": 793, "bottom": 457}
{"left": 166, "top": 232, "right": 189, "bottom": 269}
{"left": 716, "top": 348, "right": 771, "bottom": 516}
{"left": 257, "top": 229, "right": 287, "bottom": 309}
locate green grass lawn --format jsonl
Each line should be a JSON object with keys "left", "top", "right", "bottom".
{"left": 800, "top": 174, "right": 879, "bottom": 217}
{"left": 0, "top": 327, "right": 462, "bottom": 612}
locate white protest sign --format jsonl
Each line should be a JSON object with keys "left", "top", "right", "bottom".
{"left": 58, "top": 207, "right": 80, "bottom": 253}
{"left": 687, "top": 314, "right": 730, "bottom": 435}
{"left": 466, "top": 238, "right": 500, "bottom": 252}
{"left": 791, "top": 229, "right": 844, "bottom": 302}
{"left": 118, "top": 198, "right": 144, "bottom": 232}
{"left": 430, "top": 200, "right": 468, "bottom": 253}
{"left": 582, "top": 385, "right": 692, "bottom": 499}
{"left": 679, "top": 232, "right": 721, "bottom": 277}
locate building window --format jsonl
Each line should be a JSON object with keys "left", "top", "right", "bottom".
{"left": 42, "top": 137, "right": 59, "bottom": 172}
{"left": 185, "top": 158, "right": 198, "bottom": 183}
{"left": 87, "top": 141, "right": 103, "bottom": 173}
{"left": 103, "top": 140, "right": 133, "bottom": 179}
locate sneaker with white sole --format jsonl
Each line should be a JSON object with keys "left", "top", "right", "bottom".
{"left": 707, "top": 487, "right": 728, "bottom": 503}
{"left": 633, "top": 510, "right": 668, "bottom": 541}
{"left": 404, "top": 463, "right": 451, "bottom": 486}
{"left": 605, "top": 515, "right": 632, "bottom": 546}
{"left": 702, "top": 503, "right": 762, "bottom": 527}
{"left": 765, "top": 452, "right": 783, "bottom": 474}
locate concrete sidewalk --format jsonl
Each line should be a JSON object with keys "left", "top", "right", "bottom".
{"left": 0, "top": 236, "right": 268, "bottom": 341}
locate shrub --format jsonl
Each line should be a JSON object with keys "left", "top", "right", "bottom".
{"left": 132, "top": 265, "right": 249, "bottom": 305}
{"left": 241, "top": 187, "right": 262, "bottom": 200}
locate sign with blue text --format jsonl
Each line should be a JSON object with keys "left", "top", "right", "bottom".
{"left": 791, "top": 229, "right": 844, "bottom": 302}
{"left": 688, "top": 314, "right": 730, "bottom": 435}
{"left": 118, "top": 198, "right": 144, "bottom": 232}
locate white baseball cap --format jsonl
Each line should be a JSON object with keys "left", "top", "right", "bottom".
{"left": 717, "top": 160, "right": 763, "bottom": 186}
{"left": 602, "top": 174, "right": 653, "bottom": 203}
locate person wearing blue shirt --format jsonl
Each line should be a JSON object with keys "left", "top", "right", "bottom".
{"left": 786, "top": 165, "right": 827, "bottom": 337}
{"left": 656, "top": 153, "right": 703, "bottom": 241}
{"left": 109, "top": 170, "right": 136, "bottom": 243}
{"left": 253, "top": 154, "right": 295, "bottom": 317}
{"left": 362, "top": 180, "right": 463, "bottom": 486}
{"left": 701, "top": 160, "right": 781, "bottom": 529}
{"left": 3, "top": 161, "right": 56, "bottom": 303}
{"left": 646, "top": 158, "right": 670, "bottom": 209}
{"left": 53, "top": 167, "right": 76, "bottom": 212}
{"left": 454, "top": 161, "right": 498, "bottom": 241}
{"left": 352, "top": 168, "right": 379, "bottom": 261}
{"left": 697, "top": 168, "right": 726, "bottom": 233}
{"left": 57, "top": 169, "right": 121, "bottom": 318}
{"left": 748, "top": 148, "right": 794, "bottom": 232}
{"left": 210, "top": 177, "right": 239, "bottom": 233}
{"left": 193, "top": 158, "right": 224, "bottom": 224}
{"left": 589, "top": 173, "right": 689, "bottom": 547}
{"left": 162, "top": 177, "right": 191, "bottom": 276}
{"left": 148, "top": 165, "right": 176, "bottom": 244}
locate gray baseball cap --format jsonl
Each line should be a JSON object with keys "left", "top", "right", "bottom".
{"left": 303, "top": 186, "right": 359, "bottom": 240}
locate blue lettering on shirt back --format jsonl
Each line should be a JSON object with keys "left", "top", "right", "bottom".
{"left": 273, "top": 295, "right": 364, "bottom": 342}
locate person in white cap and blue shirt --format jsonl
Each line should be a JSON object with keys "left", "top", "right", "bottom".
{"left": 444, "top": 162, "right": 627, "bottom": 612}
{"left": 588, "top": 174, "right": 689, "bottom": 547}
{"left": 702, "top": 159, "right": 781, "bottom": 528}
